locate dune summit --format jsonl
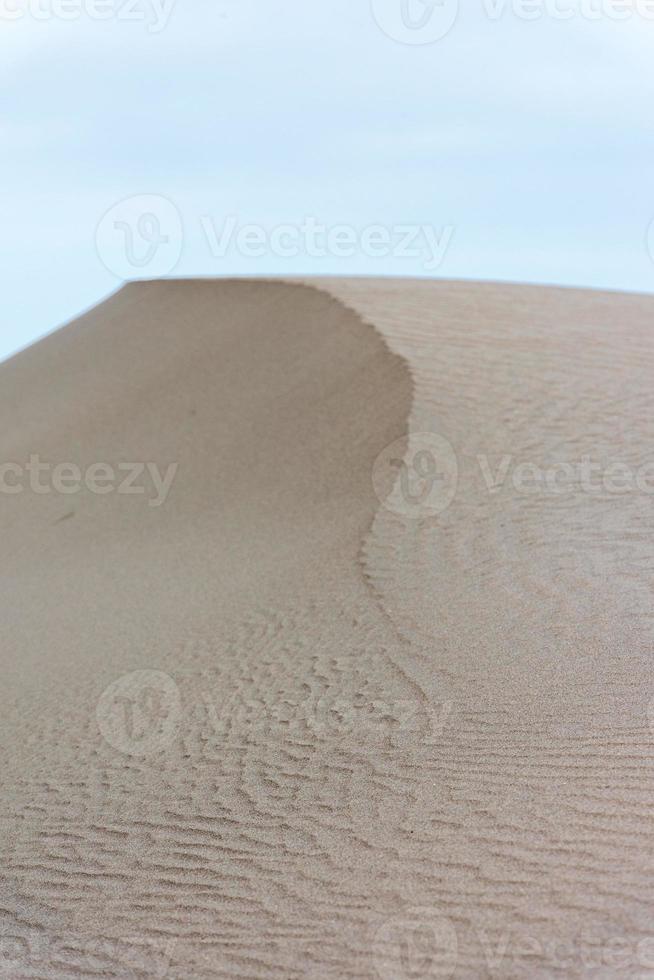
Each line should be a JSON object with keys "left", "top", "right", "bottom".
{"left": 1, "top": 278, "right": 654, "bottom": 977}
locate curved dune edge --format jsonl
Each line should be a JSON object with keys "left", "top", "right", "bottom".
{"left": 305, "top": 276, "right": 654, "bottom": 650}
{"left": 2, "top": 277, "right": 654, "bottom": 977}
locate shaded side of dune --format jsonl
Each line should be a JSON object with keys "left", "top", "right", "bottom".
{"left": 0, "top": 280, "right": 418, "bottom": 978}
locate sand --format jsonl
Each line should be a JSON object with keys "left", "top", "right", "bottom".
{"left": 1, "top": 277, "right": 654, "bottom": 978}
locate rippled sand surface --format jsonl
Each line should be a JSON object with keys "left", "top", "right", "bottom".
{"left": 2, "top": 278, "right": 654, "bottom": 978}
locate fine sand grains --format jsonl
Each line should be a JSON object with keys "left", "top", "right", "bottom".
{"left": 1, "top": 278, "right": 654, "bottom": 978}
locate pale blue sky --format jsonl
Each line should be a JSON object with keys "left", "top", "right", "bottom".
{"left": 2, "top": 0, "right": 654, "bottom": 362}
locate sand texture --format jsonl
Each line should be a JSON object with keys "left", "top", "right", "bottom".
{"left": 1, "top": 278, "right": 654, "bottom": 978}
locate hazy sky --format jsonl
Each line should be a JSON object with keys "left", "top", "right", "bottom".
{"left": 2, "top": 0, "right": 654, "bottom": 361}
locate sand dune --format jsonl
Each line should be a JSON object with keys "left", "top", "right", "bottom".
{"left": 1, "top": 278, "right": 654, "bottom": 978}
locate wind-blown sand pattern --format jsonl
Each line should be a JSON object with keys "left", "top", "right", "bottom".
{"left": 1, "top": 278, "right": 654, "bottom": 978}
